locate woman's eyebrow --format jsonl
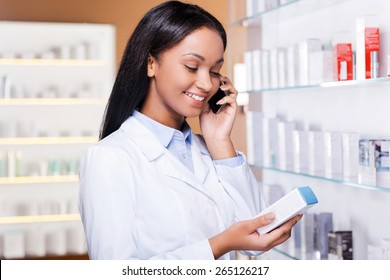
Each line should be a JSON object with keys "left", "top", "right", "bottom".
{"left": 182, "top": 52, "right": 224, "bottom": 65}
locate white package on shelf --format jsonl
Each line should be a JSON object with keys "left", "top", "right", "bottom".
{"left": 342, "top": 132, "right": 360, "bottom": 183}
{"left": 246, "top": 111, "right": 264, "bottom": 166}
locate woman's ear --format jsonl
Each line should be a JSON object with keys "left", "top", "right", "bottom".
{"left": 147, "top": 54, "right": 156, "bottom": 77}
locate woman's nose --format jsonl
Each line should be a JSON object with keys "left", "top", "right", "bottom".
{"left": 195, "top": 73, "right": 213, "bottom": 92}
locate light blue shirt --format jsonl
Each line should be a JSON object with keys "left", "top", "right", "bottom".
{"left": 132, "top": 110, "right": 243, "bottom": 172}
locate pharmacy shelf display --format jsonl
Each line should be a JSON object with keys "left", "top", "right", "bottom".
{"left": 0, "top": 21, "right": 115, "bottom": 260}
{"left": 231, "top": 0, "right": 390, "bottom": 260}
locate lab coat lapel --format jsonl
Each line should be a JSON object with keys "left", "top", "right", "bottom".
{"left": 121, "top": 117, "right": 212, "bottom": 198}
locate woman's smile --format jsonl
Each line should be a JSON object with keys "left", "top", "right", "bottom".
{"left": 183, "top": 91, "right": 206, "bottom": 102}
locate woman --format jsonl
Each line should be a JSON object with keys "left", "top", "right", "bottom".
{"left": 79, "top": 0, "right": 301, "bottom": 260}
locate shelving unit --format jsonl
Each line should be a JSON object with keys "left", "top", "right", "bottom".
{"left": 0, "top": 21, "right": 115, "bottom": 259}
{"left": 0, "top": 175, "right": 79, "bottom": 185}
{"left": 0, "top": 136, "right": 98, "bottom": 146}
{"left": 0, "top": 214, "right": 81, "bottom": 225}
{"left": 229, "top": 0, "right": 390, "bottom": 260}
{"left": 245, "top": 77, "right": 390, "bottom": 93}
{"left": 0, "top": 98, "right": 107, "bottom": 106}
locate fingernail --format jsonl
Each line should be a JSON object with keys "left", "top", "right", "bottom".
{"left": 265, "top": 212, "right": 276, "bottom": 221}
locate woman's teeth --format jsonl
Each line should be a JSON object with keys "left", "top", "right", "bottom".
{"left": 184, "top": 91, "right": 205, "bottom": 101}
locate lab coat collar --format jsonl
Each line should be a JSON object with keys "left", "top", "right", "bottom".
{"left": 120, "top": 116, "right": 211, "bottom": 186}
{"left": 120, "top": 116, "right": 166, "bottom": 161}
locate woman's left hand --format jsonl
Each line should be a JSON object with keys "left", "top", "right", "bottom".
{"left": 200, "top": 76, "right": 238, "bottom": 159}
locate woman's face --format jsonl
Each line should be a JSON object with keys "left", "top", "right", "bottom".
{"left": 142, "top": 27, "right": 224, "bottom": 128}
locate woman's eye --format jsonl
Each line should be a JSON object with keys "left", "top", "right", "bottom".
{"left": 185, "top": 65, "right": 197, "bottom": 72}
{"left": 210, "top": 71, "right": 221, "bottom": 77}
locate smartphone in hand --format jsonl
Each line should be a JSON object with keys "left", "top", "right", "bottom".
{"left": 208, "top": 87, "right": 228, "bottom": 114}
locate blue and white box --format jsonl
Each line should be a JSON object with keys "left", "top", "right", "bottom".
{"left": 255, "top": 186, "right": 318, "bottom": 235}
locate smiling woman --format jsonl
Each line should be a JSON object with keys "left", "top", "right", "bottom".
{"left": 78, "top": 0, "right": 301, "bottom": 260}
{"left": 143, "top": 27, "right": 225, "bottom": 128}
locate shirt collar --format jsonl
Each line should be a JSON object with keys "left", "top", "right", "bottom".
{"left": 132, "top": 110, "right": 192, "bottom": 148}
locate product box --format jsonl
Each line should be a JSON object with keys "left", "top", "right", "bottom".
{"left": 308, "top": 131, "right": 326, "bottom": 177}
{"left": 324, "top": 132, "right": 343, "bottom": 180}
{"left": 246, "top": 0, "right": 255, "bottom": 18}
{"left": 387, "top": 55, "right": 390, "bottom": 77}
{"left": 298, "top": 39, "right": 323, "bottom": 86}
{"left": 356, "top": 15, "right": 380, "bottom": 80}
{"left": 0, "top": 151, "right": 5, "bottom": 177}
{"left": 358, "top": 139, "right": 376, "bottom": 186}
{"left": 265, "top": 0, "right": 280, "bottom": 11}
{"left": 262, "top": 118, "right": 271, "bottom": 167}
{"left": 255, "top": 186, "right": 318, "bottom": 235}
{"left": 286, "top": 43, "right": 299, "bottom": 87}
{"left": 269, "top": 118, "right": 280, "bottom": 168}
{"left": 257, "top": 0, "right": 266, "bottom": 14}
{"left": 300, "top": 212, "right": 316, "bottom": 259}
{"left": 244, "top": 51, "right": 253, "bottom": 91}
{"left": 262, "top": 117, "right": 279, "bottom": 167}
{"left": 309, "top": 46, "right": 333, "bottom": 85}
{"left": 381, "top": 238, "right": 390, "bottom": 260}
{"left": 25, "top": 229, "right": 46, "bottom": 257}
{"left": 233, "top": 63, "right": 247, "bottom": 93}
{"left": 0, "top": 75, "right": 11, "bottom": 99}
{"left": 252, "top": 49, "right": 262, "bottom": 91}
{"left": 332, "top": 32, "right": 354, "bottom": 81}
{"left": 342, "top": 133, "right": 360, "bottom": 183}
{"left": 367, "top": 244, "right": 382, "bottom": 260}
{"left": 293, "top": 130, "right": 310, "bottom": 174}
{"left": 261, "top": 50, "right": 271, "bottom": 90}
{"left": 278, "top": 121, "right": 295, "bottom": 171}
{"left": 277, "top": 48, "right": 287, "bottom": 88}
{"left": 3, "top": 230, "right": 25, "bottom": 259}
{"left": 270, "top": 48, "right": 279, "bottom": 89}
{"left": 374, "top": 140, "right": 390, "bottom": 188}
{"left": 314, "top": 213, "right": 333, "bottom": 260}
{"left": 246, "top": 111, "right": 264, "bottom": 166}
{"left": 333, "top": 44, "right": 353, "bottom": 81}
{"left": 328, "top": 231, "right": 353, "bottom": 260}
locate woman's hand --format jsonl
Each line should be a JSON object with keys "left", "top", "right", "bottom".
{"left": 200, "top": 76, "right": 239, "bottom": 160}
{"left": 209, "top": 213, "right": 302, "bottom": 259}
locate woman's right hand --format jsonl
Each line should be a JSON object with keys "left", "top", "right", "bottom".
{"left": 209, "top": 213, "right": 302, "bottom": 259}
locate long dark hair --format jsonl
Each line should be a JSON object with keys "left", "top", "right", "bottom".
{"left": 99, "top": 0, "right": 227, "bottom": 139}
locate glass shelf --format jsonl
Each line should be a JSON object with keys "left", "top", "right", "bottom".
{"left": 0, "top": 58, "right": 107, "bottom": 67}
{"left": 272, "top": 247, "right": 300, "bottom": 260}
{"left": 254, "top": 165, "right": 390, "bottom": 193}
{"left": 231, "top": 0, "right": 347, "bottom": 26}
{"left": 0, "top": 98, "right": 107, "bottom": 106}
{"left": 245, "top": 77, "right": 390, "bottom": 94}
{"left": 0, "top": 136, "right": 98, "bottom": 145}
{"left": 0, "top": 175, "right": 78, "bottom": 185}
{"left": 0, "top": 214, "right": 80, "bottom": 225}
{"left": 231, "top": 0, "right": 300, "bottom": 26}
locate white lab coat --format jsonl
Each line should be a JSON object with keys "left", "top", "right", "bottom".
{"left": 79, "top": 116, "right": 264, "bottom": 260}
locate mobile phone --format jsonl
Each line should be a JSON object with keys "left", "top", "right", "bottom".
{"left": 208, "top": 87, "right": 228, "bottom": 114}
